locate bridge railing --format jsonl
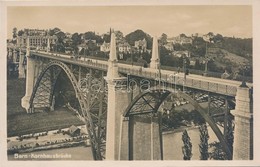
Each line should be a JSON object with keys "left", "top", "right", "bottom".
{"left": 118, "top": 67, "right": 237, "bottom": 96}
{"left": 33, "top": 51, "right": 240, "bottom": 96}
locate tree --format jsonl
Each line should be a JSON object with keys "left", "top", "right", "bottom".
{"left": 18, "top": 30, "right": 24, "bottom": 36}
{"left": 71, "top": 33, "right": 81, "bottom": 46}
{"left": 12, "top": 27, "right": 17, "bottom": 39}
{"left": 160, "top": 33, "right": 168, "bottom": 45}
{"left": 180, "top": 33, "right": 187, "bottom": 38}
{"left": 182, "top": 130, "right": 192, "bottom": 160}
{"left": 209, "top": 141, "right": 227, "bottom": 160}
{"left": 199, "top": 124, "right": 209, "bottom": 160}
{"left": 125, "top": 29, "right": 153, "bottom": 48}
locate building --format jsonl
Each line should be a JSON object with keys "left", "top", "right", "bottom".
{"left": 171, "top": 35, "right": 193, "bottom": 45}
{"left": 172, "top": 50, "right": 191, "bottom": 58}
{"left": 100, "top": 41, "right": 110, "bottom": 52}
{"left": 164, "top": 42, "right": 174, "bottom": 51}
{"left": 68, "top": 125, "right": 80, "bottom": 137}
{"left": 77, "top": 43, "right": 88, "bottom": 54}
{"left": 16, "top": 35, "right": 58, "bottom": 48}
{"left": 118, "top": 42, "right": 131, "bottom": 53}
{"left": 24, "top": 28, "right": 47, "bottom": 36}
{"left": 134, "top": 38, "right": 147, "bottom": 52}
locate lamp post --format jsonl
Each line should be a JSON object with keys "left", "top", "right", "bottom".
{"left": 183, "top": 56, "right": 186, "bottom": 92}
{"left": 204, "top": 42, "right": 208, "bottom": 76}
{"left": 240, "top": 62, "right": 248, "bottom": 87}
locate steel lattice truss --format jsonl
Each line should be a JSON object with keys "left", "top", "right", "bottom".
{"left": 123, "top": 76, "right": 234, "bottom": 160}
{"left": 29, "top": 61, "right": 107, "bottom": 160}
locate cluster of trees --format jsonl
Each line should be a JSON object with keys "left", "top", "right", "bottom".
{"left": 221, "top": 37, "right": 252, "bottom": 58}
{"left": 162, "top": 109, "right": 205, "bottom": 129}
{"left": 125, "top": 29, "right": 153, "bottom": 49}
{"left": 162, "top": 107, "right": 233, "bottom": 160}
{"left": 181, "top": 124, "right": 230, "bottom": 160}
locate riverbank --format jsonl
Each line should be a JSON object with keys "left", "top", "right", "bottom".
{"left": 7, "top": 78, "right": 85, "bottom": 137}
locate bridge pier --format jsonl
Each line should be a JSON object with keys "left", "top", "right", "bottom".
{"left": 18, "top": 49, "right": 25, "bottom": 78}
{"left": 231, "top": 84, "right": 253, "bottom": 160}
{"left": 105, "top": 32, "right": 130, "bottom": 160}
{"left": 21, "top": 45, "right": 36, "bottom": 113}
{"left": 128, "top": 113, "right": 163, "bottom": 160}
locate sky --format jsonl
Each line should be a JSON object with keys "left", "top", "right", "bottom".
{"left": 7, "top": 6, "right": 252, "bottom": 39}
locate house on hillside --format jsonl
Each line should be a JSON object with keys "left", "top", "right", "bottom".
{"left": 135, "top": 38, "right": 147, "bottom": 52}
{"left": 164, "top": 42, "right": 174, "bottom": 51}
{"left": 118, "top": 42, "right": 131, "bottom": 53}
{"left": 172, "top": 50, "right": 191, "bottom": 58}
{"left": 77, "top": 43, "right": 88, "bottom": 54}
{"left": 100, "top": 41, "right": 110, "bottom": 52}
{"left": 171, "top": 35, "right": 193, "bottom": 45}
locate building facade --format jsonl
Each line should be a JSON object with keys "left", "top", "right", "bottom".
{"left": 100, "top": 41, "right": 110, "bottom": 52}
{"left": 135, "top": 38, "right": 147, "bottom": 52}
{"left": 17, "top": 35, "right": 57, "bottom": 48}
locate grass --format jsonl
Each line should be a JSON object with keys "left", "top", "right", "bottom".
{"left": 7, "top": 78, "right": 84, "bottom": 137}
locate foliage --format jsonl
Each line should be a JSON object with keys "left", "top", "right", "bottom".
{"left": 18, "top": 30, "right": 24, "bottom": 36}
{"left": 199, "top": 124, "right": 209, "bottom": 160}
{"left": 182, "top": 130, "right": 192, "bottom": 160}
{"left": 12, "top": 27, "right": 17, "bottom": 38}
{"left": 84, "top": 31, "right": 103, "bottom": 43}
{"left": 125, "top": 29, "right": 152, "bottom": 49}
{"left": 221, "top": 37, "right": 252, "bottom": 58}
{"left": 48, "top": 27, "right": 61, "bottom": 36}
{"left": 209, "top": 141, "right": 227, "bottom": 160}
{"left": 160, "top": 33, "right": 168, "bottom": 45}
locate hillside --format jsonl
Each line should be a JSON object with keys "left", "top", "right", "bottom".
{"left": 207, "top": 47, "right": 251, "bottom": 73}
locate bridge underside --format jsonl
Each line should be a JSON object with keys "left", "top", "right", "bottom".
{"left": 21, "top": 54, "right": 246, "bottom": 160}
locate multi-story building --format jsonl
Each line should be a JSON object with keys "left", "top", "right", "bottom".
{"left": 24, "top": 28, "right": 47, "bottom": 36}
{"left": 16, "top": 35, "right": 58, "bottom": 48}
{"left": 134, "top": 38, "right": 147, "bottom": 52}
{"left": 171, "top": 35, "right": 193, "bottom": 45}
{"left": 118, "top": 42, "right": 131, "bottom": 53}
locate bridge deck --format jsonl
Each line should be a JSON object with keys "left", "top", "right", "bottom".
{"left": 31, "top": 51, "right": 252, "bottom": 97}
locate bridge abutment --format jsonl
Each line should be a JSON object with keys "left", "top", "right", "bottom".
{"left": 231, "top": 85, "right": 253, "bottom": 160}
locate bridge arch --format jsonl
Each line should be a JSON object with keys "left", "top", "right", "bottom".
{"left": 123, "top": 87, "right": 232, "bottom": 160}
{"left": 28, "top": 60, "right": 102, "bottom": 160}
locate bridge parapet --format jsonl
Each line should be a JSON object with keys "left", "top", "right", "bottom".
{"left": 118, "top": 67, "right": 238, "bottom": 97}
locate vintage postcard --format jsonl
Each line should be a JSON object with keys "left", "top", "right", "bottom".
{"left": 0, "top": 0, "right": 259, "bottom": 167}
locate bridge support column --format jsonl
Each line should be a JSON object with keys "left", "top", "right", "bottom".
{"left": 129, "top": 113, "right": 163, "bottom": 160}
{"left": 105, "top": 77, "right": 129, "bottom": 160}
{"left": 118, "top": 117, "right": 130, "bottom": 160}
{"left": 231, "top": 84, "right": 253, "bottom": 160}
{"left": 21, "top": 53, "right": 36, "bottom": 113}
{"left": 105, "top": 32, "right": 130, "bottom": 160}
{"left": 18, "top": 49, "right": 25, "bottom": 78}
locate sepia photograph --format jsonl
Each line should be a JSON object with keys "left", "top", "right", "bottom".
{"left": 1, "top": 0, "right": 259, "bottom": 166}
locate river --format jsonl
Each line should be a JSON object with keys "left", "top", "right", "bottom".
{"left": 8, "top": 125, "right": 219, "bottom": 160}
